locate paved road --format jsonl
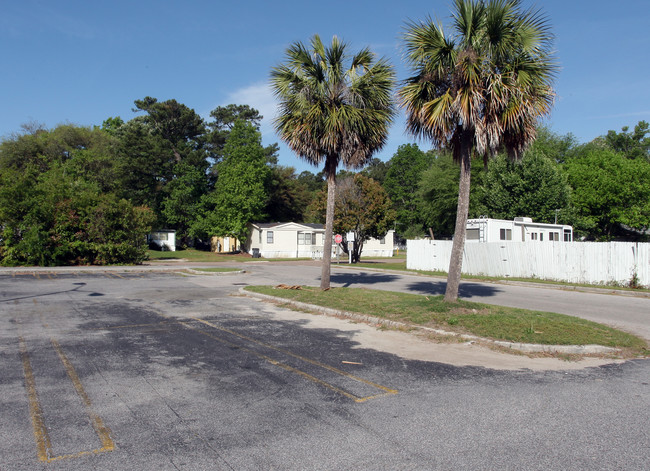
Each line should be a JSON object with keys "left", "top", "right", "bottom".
{"left": 4, "top": 259, "right": 649, "bottom": 340}
{"left": 239, "top": 261, "right": 650, "bottom": 341}
{"left": 0, "top": 267, "right": 649, "bottom": 470}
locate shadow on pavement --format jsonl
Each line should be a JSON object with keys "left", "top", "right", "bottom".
{"left": 331, "top": 272, "right": 400, "bottom": 287}
{"left": 0, "top": 282, "right": 97, "bottom": 303}
{"left": 406, "top": 280, "right": 502, "bottom": 298}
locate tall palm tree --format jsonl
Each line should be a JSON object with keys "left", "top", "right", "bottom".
{"left": 400, "top": 0, "right": 557, "bottom": 301}
{"left": 271, "top": 35, "right": 395, "bottom": 289}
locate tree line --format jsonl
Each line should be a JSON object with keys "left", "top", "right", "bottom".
{"left": 1, "top": 97, "right": 646, "bottom": 268}
{"left": 383, "top": 122, "right": 650, "bottom": 242}
{"left": 0, "top": 101, "right": 324, "bottom": 266}
{"left": 1, "top": 0, "right": 648, "bottom": 279}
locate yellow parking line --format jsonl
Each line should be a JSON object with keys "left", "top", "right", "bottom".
{"left": 84, "top": 321, "right": 175, "bottom": 331}
{"left": 185, "top": 318, "right": 398, "bottom": 402}
{"left": 18, "top": 336, "right": 52, "bottom": 462}
{"left": 51, "top": 340, "right": 115, "bottom": 452}
{"left": 192, "top": 317, "right": 398, "bottom": 399}
{"left": 18, "top": 336, "right": 114, "bottom": 462}
{"left": 179, "top": 321, "right": 366, "bottom": 401}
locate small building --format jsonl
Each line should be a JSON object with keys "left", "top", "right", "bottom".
{"left": 466, "top": 217, "right": 572, "bottom": 243}
{"left": 148, "top": 230, "right": 176, "bottom": 251}
{"left": 210, "top": 236, "right": 240, "bottom": 253}
{"left": 246, "top": 222, "right": 394, "bottom": 259}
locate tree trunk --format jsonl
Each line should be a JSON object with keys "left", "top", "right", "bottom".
{"left": 321, "top": 156, "right": 337, "bottom": 290}
{"left": 354, "top": 238, "right": 364, "bottom": 263}
{"left": 444, "top": 131, "right": 473, "bottom": 302}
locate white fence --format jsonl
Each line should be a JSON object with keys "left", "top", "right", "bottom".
{"left": 406, "top": 240, "right": 650, "bottom": 287}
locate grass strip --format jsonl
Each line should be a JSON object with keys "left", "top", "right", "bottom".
{"left": 245, "top": 285, "right": 648, "bottom": 355}
{"left": 147, "top": 249, "right": 246, "bottom": 262}
{"left": 147, "top": 249, "right": 311, "bottom": 263}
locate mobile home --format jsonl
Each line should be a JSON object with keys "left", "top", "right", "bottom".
{"left": 466, "top": 217, "right": 572, "bottom": 243}
{"left": 246, "top": 222, "right": 394, "bottom": 259}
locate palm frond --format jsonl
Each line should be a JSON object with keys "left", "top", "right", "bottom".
{"left": 400, "top": 0, "right": 556, "bottom": 161}
{"left": 270, "top": 34, "right": 396, "bottom": 169}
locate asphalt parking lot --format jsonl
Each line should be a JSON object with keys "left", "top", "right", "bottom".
{"left": 1, "top": 269, "right": 649, "bottom": 470}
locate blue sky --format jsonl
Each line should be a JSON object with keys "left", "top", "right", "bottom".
{"left": 2, "top": 0, "right": 649, "bottom": 173}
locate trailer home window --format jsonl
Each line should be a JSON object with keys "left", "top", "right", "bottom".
{"left": 267, "top": 231, "right": 274, "bottom": 244}
{"left": 298, "top": 232, "right": 315, "bottom": 245}
{"left": 500, "top": 229, "right": 512, "bottom": 240}
{"left": 467, "top": 228, "right": 480, "bottom": 240}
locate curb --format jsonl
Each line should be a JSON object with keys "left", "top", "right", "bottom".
{"left": 184, "top": 268, "right": 245, "bottom": 276}
{"left": 0, "top": 266, "right": 242, "bottom": 275}
{"left": 241, "top": 288, "right": 621, "bottom": 355}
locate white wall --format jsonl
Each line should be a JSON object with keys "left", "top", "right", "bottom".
{"left": 248, "top": 225, "right": 394, "bottom": 259}
{"left": 407, "top": 240, "right": 650, "bottom": 287}
{"left": 360, "top": 230, "right": 394, "bottom": 257}
{"left": 251, "top": 225, "right": 324, "bottom": 258}
{"left": 149, "top": 231, "right": 176, "bottom": 251}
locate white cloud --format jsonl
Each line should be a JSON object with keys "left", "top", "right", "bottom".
{"left": 224, "top": 82, "right": 278, "bottom": 141}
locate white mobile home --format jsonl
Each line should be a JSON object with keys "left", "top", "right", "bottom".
{"left": 148, "top": 230, "right": 176, "bottom": 251}
{"left": 466, "top": 217, "right": 572, "bottom": 243}
{"left": 246, "top": 222, "right": 394, "bottom": 259}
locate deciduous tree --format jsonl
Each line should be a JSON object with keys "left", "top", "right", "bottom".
{"left": 384, "top": 144, "right": 433, "bottom": 237}
{"left": 564, "top": 145, "right": 650, "bottom": 239}
{"left": 0, "top": 125, "right": 154, "bottom": 266}
{"left": 476, "top": 152, "right": 572, "bottom": 223}
{"left": 604, "top": 121, "right": 650, "bottom": 161}
{"left": 417, "top": 153, "right": 462, "bottom": 238}
{"left": 310, "top": 174, "right": 395, "bottom": 262}
{"left": 191, "top": 121, "right": 269, "bottom": 244}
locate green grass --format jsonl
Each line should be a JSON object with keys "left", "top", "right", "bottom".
{"left": 244, "top": 285, "right": 648, "bottom": 355}
{"left": 147, "top": 248, "right": 242, "bottom": 262}
{"left": 147, "top": 249, "right": 312, "bottom": 263}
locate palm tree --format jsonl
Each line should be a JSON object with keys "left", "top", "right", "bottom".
{"left": 271, "top": 35, "right": 395, "bottom": 289}
{"left": 399, "top": 0, "right": 557, "bottom": 301}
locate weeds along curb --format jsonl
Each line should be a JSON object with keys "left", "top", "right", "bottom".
{"left": 241, "top": 288, "right": 621, "bottom": 356}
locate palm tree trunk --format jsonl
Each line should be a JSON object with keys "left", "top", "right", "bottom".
{"left": 444, "top": 131, "right": 473, "bottom": 302}
{"left": 321, "top": 156, "right": 337, "bottom": 290}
